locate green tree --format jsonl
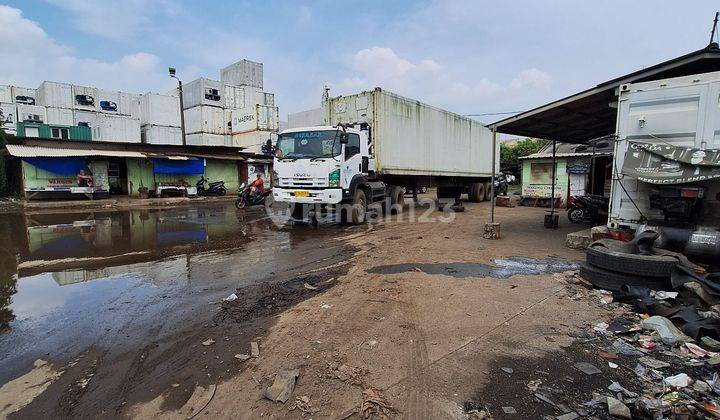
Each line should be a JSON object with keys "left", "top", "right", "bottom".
{"left": 500, "top": 138, "right": 547, "bottom": 177}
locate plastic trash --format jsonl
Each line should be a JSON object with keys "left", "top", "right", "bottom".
{"left": 574, "top": 362, "right": 601, "bottom": 375}
{"left": 607, "top": 396, "right": 631, "bottom": 419}
{"left": 223, "top": 293, "right": 238, "bottom": 302}
{"left": 640, "top": 316, "right": 692, "bottom": 346}
{"left": 663, "top": 373, "right": 692, "bottom": 388}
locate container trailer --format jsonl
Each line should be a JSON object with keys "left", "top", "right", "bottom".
{"left": 272, "top": 88, "right": 498, "bottom": 224}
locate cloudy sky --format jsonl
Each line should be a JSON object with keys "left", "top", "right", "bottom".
{"left": 1, "top": 1, "right": 718, "bottom": 123}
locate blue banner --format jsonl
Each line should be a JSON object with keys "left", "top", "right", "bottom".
{"left": 23, "top": 157, "right": 88, "bottom": 175}
{"left": 152, "top": 158, "right": 205, "bottom": 175}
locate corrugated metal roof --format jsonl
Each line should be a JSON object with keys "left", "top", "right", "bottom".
{"left": 519, "top": 141, "right": 614, "bottom": 159}
{"left": 6, "top": 144, "right": 147, "bottom": 158}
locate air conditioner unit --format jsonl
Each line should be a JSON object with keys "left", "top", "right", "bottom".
{"left": 100, "top": 100, "right": 117, "bottom": 111}
{"left": 75, "top": 94, "right": 95, "bottom": 106}
{"left": 22, "top": 114, "right": 43, "bottom": 123}
{"left": 15, "top": 95, "right": 36, "bottom": 105}
{"left": 204, "top": 88, "right": 221, "bottom": 102}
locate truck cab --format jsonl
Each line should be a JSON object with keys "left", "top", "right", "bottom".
{"left": 272, "top": 126, "right": 377, "bottom": 221}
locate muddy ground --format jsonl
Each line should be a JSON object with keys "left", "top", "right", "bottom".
{"left": 0, "top": 198, "right": 625, "bottom": 419}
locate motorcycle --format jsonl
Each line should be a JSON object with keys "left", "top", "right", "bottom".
{"left": 494, "top": 173, "right": 516, "bottom": 196}
{"left": 196, "top": 176, "right": 227, "bottom": 196}
{"left": 235, "top": 184, "right": 272, "bottom": 209}
{"left": 567, "top": 194, "right": 609, "bottom": 224}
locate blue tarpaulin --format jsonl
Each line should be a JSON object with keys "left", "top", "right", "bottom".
{"left": 152, "top": 158, "right": 205, "bottom": 175}
{"left": 23, "top": 157, "right": 88, "bottom": 175}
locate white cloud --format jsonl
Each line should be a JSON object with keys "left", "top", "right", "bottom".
{"left": 43, "top": 0, "right": 177, "bottom": 40}
{"left": 331, "top": 46, "right": 551, "bottom": 116}
{"left": 0, "top": 6, "right": 174, "bottom": 93}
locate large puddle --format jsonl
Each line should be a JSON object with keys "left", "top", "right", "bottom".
{"left": 367, "top": 257, "right": 579, "bottom": 278}
{"left": 0, "top": 203, "right": 349, "bottom": 384}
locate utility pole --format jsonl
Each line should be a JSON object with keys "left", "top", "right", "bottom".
{"left": 169, "top": 67, "right": 187, "bottom": 146}
{"left": 710, "top": 11, "right": 719, "bottom": 47}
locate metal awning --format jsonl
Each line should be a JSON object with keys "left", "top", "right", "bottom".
{"left": 489, "top": 44, "right": 720, "bottom": 143}
{"left": 6, "top": 144, "right": 146, "bottom": 158}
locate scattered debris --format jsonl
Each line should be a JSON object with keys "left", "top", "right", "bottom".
{"left": 573, "top": 362, "right": 601, "bottom": 376}
{"left": 234, "top": 354, "right": 251, "bottom": 361}
{"left": 606, "top": 396, "right": 631, "bottom": 419}
{"left": 223, "top": 293, "right": 238, "bottom": 302}
{"left": 555, "top": 412, "right": 579, "bottom": 420}
{"left": 609, "top": 339, "right": 643, "bottom": 356}
{"left": 501, "top": 406, "right": 516, "bottom": 414}
{"left": 360, "top": 388, "right": 395, "bottom": 419}
{"left": 640, "top": 316, "right": 692, "bottom": 346}
{"left": 526, "top": 379, "right": 542, "bottom": 392}
{"left": 663, "top": 373, "right": 692, "bottom": 388}
{"left": 701, "top": 336, "right": 720, "bottom": 350}
{"left": 303, "top": 283, "right": 318, "bottom": 291}
{"left": 202, "top": 339, "right": 215, "bottom": 346}
{"left": 263, "top": 369, "right": 300, "bottom": 403}
{"left": 639, "top": 356, "right": 670, "bottom": 369}
{"left": 608, "top": 381, "right": 638, "bottom": 398}
{"left": 320, "top": 303, "right": 332, "bottom": 309}
{"left": 250, "top": 342, "right": 260, "bottom": 358}
{"left": 501, "top": 367, "right": 513, "bottom": 374}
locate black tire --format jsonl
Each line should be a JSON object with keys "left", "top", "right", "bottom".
{"left": 586, "top": 242, "right": 679, "bottom": 278}
{"left": 388, "top": 186, "right": 405, "bottom": 214}
{"left": 291, "top": 203, "right": 306, "bottom": 220}
{"left": 235, "top": 198, "right": 246, "bottom": 209}
{"left": 568, "top": 207, "right": 585, "bottom": 224}
{"left": 483, "top": 182, "right": 493, "bottom": 201}
{"left": 350, "top": 189, "right": 367, "bottom": 225}
{"left": 498, "top": 183, "right": 508, "bottom": 196}
{"left": 579, "top": 262, "right": 670, "bottom": 292}
{"left": 468, "top": 183, "right": 484, "bottom": 202}
{"left": 217, "top": 187, "right": 227, "bottom": 196}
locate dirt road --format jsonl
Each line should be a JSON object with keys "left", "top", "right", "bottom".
{"left": 0, "top": 199, "right": 611, "bottom": 419}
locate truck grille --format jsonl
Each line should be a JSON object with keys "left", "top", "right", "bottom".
{"left": 279, "top": 177, "right": 329, "bottom": 188}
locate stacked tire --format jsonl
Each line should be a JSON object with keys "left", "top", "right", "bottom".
{"left": 580, "top": 239, "right": 677, "bottom": 291}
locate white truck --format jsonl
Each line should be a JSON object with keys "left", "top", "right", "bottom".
{"left": 609, "top": 71, "right": 720, "bottom": 230}
{"left": 272, "top": 88, "right": 497, "bottom": 223}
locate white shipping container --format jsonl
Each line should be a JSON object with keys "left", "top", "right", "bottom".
{"left": 231, "top": 105, "right": 279, "bottom": 134}
{"left": 223, "top": 84, "right": 245, "bottom": 109}
{"left": 97, "top": 89, "right": 120, "bottom": 113}
{"left": 264, "top": 93, "right": 275, "bottom": 106}
{"left": 37, "top": 81, "right": 73, "bottom": 108}
{"left": 0, "top": 86, "right": 12, "bottom": 103}
{"left": 186, "top": 133, "right": 226, "bottom": 147}
{"left": 288, "top": 108, "right": 325, "bottom": 129}
{"left": 72, "top": 85, "right": 98, "bottom": 110}
{"left": 184, "top": 105, "right": 227, "bottom": 135}
{"left": 74, "top": 110, "right": 97, "bottom": 129}
{"left": 228, "top": 131, "right": 277, "bottom": 154}
{"left": 118, "top": 92, "right": 140, "bottom": 117}
{"left": 46, "top": 107, "right": 74, "bottom": 126}
{"left": 609, "top": 71, "right": 720, "bottom": 229}
{"left": 0, "top": 103, "right": 17, "bottom": 131}
{"left": 326, "top": 88, "right": 496, "bottom": 177}
{"left": 139, "top": 93, "right": 180, "bottom": 127}
{"left": 141, "top": 125, "right": 182, "bottom": 145}
{"left": 220, "top": 59, "right": 263, "bottom": 89}
{"left": 92, "top": 114, "right": 141, "bottom": 143}
{"left": 243, "top": 87, "right": 264, "bottom": 107}
{"left": 12, "top": 87, "right": 37, "bottom": 105}
{"left": 17, "top": 104, "right": 46, "bottom": 124}
{"left": 182, "top": 78, "right": 223, "bottom": 109}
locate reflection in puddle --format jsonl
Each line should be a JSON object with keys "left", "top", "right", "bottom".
{"left": 367, "top": 257, "right": 579, "bottom": 278}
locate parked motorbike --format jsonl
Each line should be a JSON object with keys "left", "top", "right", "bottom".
{"left": 235, "top": 184, "right": 272, "bottom": 209}
{"left": 196, "top": 177, "right": 227, "bottom": 196}
{"left": 494, "top": 173, "right": 516, "bottom": 196}
{"left": 567, "top": 194, "right": 609, "bottom": 224}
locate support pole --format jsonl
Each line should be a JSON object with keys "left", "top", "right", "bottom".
{"left": 550, "top": 139, "right": 557, "bottom": 215}
{"left": 490, "top": 128, "right": 497, "bottom": 223}
{"left": 178, "top": 81, "right": 186, "bottom": 147}
{"left": 589, "top": 141, "right": 596, "bottom": 195}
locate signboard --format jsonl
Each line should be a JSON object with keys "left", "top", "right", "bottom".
{"left": 521, "top": 185, "right": 564, "bottom": 198}
{"left": 622, "top": 142, "right": 720, "bottom": 184}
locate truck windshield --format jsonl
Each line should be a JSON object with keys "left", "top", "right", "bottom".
{"left": 276, "top": 131, "right": 341, "bottom": 159}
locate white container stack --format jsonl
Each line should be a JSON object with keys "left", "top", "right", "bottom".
{"left": 17, "top": 105, "right": 46, "bottom": 124}
{"left": 220, "top": 59, "right": 263, "bottom": 89}
{"left": 12, "top": 87, "right": 37, "bottom": 105}
{"left": 0, "top": 103, "right": 17, "bottom": 134}
{"left": 37, "top": 82, "right": 73, "bottom": 108}
{"left": 230, "top": 105, "right": 279, "bottom": 134}
{"left": 186, "top": 133, "right": 226, "bottom": 147}
{"left": 184, "top": 105, "right": 227, "bottom": 135}
{"left": 182, "top": 78, "right": 224, "bottom": 109}
{"left": 139, "top": 93, "right": 182, "bottom": 145}
{"left": 92, "top": 114, "right": 141, "bottom": 143}
{"left": 0, "top": 85, "right": 13, "bottom": 104}
{"left": 46, "top": 107, "right": 74, "bottom": 126}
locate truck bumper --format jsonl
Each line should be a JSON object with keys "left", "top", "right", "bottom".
{"left": 272, "top": 188, "right": 344, "bottom": 204}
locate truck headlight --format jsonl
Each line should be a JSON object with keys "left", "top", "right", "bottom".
{"left": 328, "top": 169, "right": 340, "bottom": 187}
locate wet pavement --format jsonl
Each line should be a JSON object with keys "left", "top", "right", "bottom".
{"left": 366, "top": 257, "right": 579, "bottom": 278}
{"left": 0, "top": 203, "right": 353, "bottom": 387}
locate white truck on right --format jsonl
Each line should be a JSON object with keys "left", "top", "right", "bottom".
{"left": 609, "top": 71, "right": 720, "bottom": 230}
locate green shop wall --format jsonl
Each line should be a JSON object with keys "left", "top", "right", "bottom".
{"left": 126, "top": 158, "right": 240, "bottom": 197}
{"left": 520, "top": 158, "right": 569, "bottom": 198}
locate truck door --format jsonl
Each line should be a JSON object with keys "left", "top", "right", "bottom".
{"left": 342, "top": 133, "right": 363, "bottom": 189}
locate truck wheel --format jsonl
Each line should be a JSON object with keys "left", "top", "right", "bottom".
{"left": 350, "top": 189, "right": 367, "bottom": 224}
{"left": 389, "top": 186, "right": 404, "bottom": 214}
{"left": 291, "top": 203, "right": 306, "bottom": 221}
{"left": 483, "top": 182, "right": 493, "bottom": 201}
{"left": 469, "top": 183, "right": 485, "bottom": 202}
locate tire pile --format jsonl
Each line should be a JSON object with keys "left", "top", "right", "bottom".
{"left": 579, "top": 239, "right": 679, "bottom": 292}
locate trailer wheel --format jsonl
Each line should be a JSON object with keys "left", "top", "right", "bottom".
{"left": 579, "top": 262, "right": 670, "bottom": 292}
{"left": 291, "top": 203, "right": 306, "bottom": 221}
{"left": 483, "top": 182, "right": 493, "bottom": 201}
{"left": 388, "top": 186, "right": 405, "bottom": 214}
{"left": 468, "top": 183, "right": 484, "bottom": 202}
{"left": 350, "top": 189, "right": 367, "bottom": 224}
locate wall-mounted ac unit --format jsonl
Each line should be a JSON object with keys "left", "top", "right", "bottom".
{"left": 75, "top": 94, "right": 95, "bottom": 106}
{"left": 22, "top": 113, "right": 43, "bottom": 123}
{"left": 15, "top": 95, "right": 35, "bottom": 105}
{"left": 204, "top": 88, "right": 221, "bottom": 102}
{"left": 100, "top": 100, "right": 117, "bottom": 111}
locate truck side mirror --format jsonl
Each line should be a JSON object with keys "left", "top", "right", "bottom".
{"left": 339, "top": 134, "right": 349, "bottom": 144}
